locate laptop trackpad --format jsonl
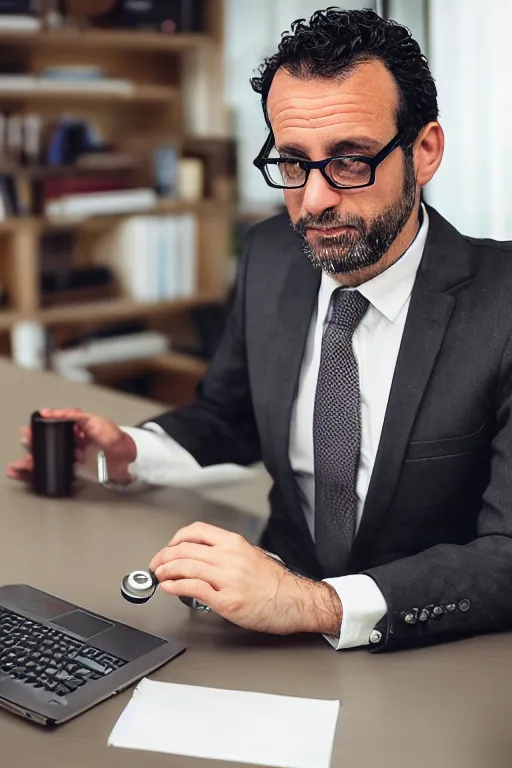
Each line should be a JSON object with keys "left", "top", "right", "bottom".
{"left": 51, "top": 611, "right": 113, "bottom": 639}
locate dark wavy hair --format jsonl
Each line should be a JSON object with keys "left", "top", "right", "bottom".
{"left": 250, "top": 7, "right": 438, "bottom": 148}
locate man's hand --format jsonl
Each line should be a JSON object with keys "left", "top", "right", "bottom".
{"left": 6, "top": 407, "right": 137, "bottom": 486}
{"left": 150, "top": 522, "right": 343, "bottom": 636}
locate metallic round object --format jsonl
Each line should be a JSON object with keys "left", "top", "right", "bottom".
{"left": 120, "top": 568, "right": 212, "bottom": 612}
{"left": 120, "top": 569, "right": 157, "bottom": 604}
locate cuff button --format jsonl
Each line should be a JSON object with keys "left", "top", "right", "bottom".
{"left": 458, "top": 599, "right": 470, "bottom": 612}
{"left": 404, "top": 612, "right": 416, "bottom": 624}
{"left": 419, "top": 609, "right": 430, "bottom": 622}
{"left": 369, "top": 630, "right": 382, "bottom": 644}
{"left": 446, "top": 603, "right": 456, "bottom": 613}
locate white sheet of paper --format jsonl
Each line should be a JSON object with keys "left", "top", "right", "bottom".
{"left": 108, "top": 678, "right": 340, "bottom": 768}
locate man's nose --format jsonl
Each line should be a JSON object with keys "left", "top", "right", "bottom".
{"left": 301, "top": 168, "right": 343, "bottom": 216}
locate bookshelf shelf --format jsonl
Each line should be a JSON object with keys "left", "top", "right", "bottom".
{"left": 0, "top": 29, "right": 212, "bottom": 54}
{"left": 90, "top": 351, "right": 208, "bottom": 380}
{"left": 37, "top": 295, "right": 217, "bottom": 326}
{"left": 0, "top": 162, "right": 137, "bottom": 179}
{"left": 0, "top": 199, "right": 232, "bottom": 235}
{"left": 49, "top": 198, "right": 232, "bottom": 231}
{"left": 0, "top": 296, "right": 217, "bottom": 330}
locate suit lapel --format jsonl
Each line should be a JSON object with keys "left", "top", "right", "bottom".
{"left": 348, "top": 208, "right": 473, "bottom": 568}
{"left": 265, "top": 241, "right": 321, "bottom": 541}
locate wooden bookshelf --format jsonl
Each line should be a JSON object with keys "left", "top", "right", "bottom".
{"left": 0, "top": 2, "right": 232, "bottom": 407}
{"left": 37, "top": 295, "right": 217, "bottom": 326}
{"left": 0, "top": 84, "right": 178, "bottom": 105}
{"left": 0, "top": 199, "right": 231, "bottom": 234}
{"left": 0, "top": 310, "right": 20, "bottom": 332}
{"left": 90, "top": 351, "right": 209, "bottom": 407}
{"left": 90, "top": 351, "right": 208, "bottom": 382}
{"left": 47, "top": 199, "right": 233, "bottom": 232}
{"left": 0, "top": 29, "right": 212, "bottom": 54}
{"left": 0, "top": 295, "right": 219, "bottom": 332}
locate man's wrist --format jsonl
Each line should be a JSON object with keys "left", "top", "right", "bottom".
{"left": 103, "top": 431, "right": 137, "bottom": 485}
{"left": 291, "top": 576, "right": 343, "bottom": 635}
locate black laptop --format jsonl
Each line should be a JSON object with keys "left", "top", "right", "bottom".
{"left": 0, "top": 583, "right": 185, "bottom": 726}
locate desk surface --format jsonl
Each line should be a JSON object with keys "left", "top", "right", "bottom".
{"left": 0, "top": 358, "right": 511, "bottom": 768}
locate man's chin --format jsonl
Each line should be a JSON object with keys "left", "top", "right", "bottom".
{"left": 308, "top": 249, "right": 360, "bottom": 275}
{"left": 307, "top": 246, "right": 385, "bottom": 277}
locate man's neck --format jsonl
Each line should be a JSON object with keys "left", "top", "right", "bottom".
{"left": 331, "top": 205, "right": 422, "bottom": 288}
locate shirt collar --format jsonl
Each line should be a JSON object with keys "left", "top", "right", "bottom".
{"left": 319, "top": 203, "right": 429, "bottom": 324}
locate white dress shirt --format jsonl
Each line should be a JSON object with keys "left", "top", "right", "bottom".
{"left": 111, "top": 206, "right": 429, "bottom": 650}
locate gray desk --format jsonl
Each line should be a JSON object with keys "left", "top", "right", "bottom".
{"left": 0, "top": 358, "right": 511, "bottom": 768}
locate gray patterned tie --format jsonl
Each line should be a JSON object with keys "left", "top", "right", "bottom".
{"left": 313, "top": 288, "right": 370, "bottom": 577}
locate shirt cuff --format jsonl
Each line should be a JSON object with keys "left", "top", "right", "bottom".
{"left": 116, "top": 422, "right": 201, "bottom": 489}
{"left": 96, "top": 421, "right": 260, "bottom": 492}
{"left": 322, "top": 574, "right": 388, "bottom": 650}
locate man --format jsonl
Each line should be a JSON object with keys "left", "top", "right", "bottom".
{"left": 8, "top": 8, "right": 512, "bottom": 652}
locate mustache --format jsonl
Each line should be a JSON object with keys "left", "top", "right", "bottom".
{"left": 294, "top": 210, "right": 366, "bottom": 236}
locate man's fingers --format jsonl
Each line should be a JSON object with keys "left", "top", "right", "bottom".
{"left": 160, "top": 578, "right": 217, "bottom": 608}
{"left": 74, "top": 425, "right": 87, "bottom": 442}
{"left": 168, "top": 522, "right": 238, "bottom": 549}
{"left": 20, "top": 426, "right": 31, "bottom": 448}
{"left": 39, "top": 408, "right": 89, "bottom": 425}
{"left": 7, "top": 455, "right": 33, "bottom": 480}
{"left": 39, "top": 409, "right": 117, "bottom": 446}
{"left": 149, "top": 542, "right": 219, "bottom": 572}
{"left": 8, "top": 456, "right": 33, "bottom": 472}
{"left": 6, "top": 468, "right": 30, "bottom": 481}
{"left": 154, "top": 560, "right": 222, "bottom": 590}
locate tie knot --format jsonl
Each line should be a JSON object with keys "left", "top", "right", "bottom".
{"left": 330, "top": 289, "right": 369, "bottom": 333}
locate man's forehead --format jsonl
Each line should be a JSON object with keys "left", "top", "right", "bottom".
{"left": 267, "top": 61, "right": 398, "bottom": 138}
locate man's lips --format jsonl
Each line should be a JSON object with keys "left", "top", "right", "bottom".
{"left": 307, "top": 225, "right": 357, "bottom": 236}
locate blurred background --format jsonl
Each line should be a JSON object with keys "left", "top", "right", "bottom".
{"left": 0, "top": 0, "right": 507, "bottom": 408}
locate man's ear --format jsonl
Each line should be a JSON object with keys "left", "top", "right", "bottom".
{"left": 414, "top": 122, "right": 444, "bottom": 186}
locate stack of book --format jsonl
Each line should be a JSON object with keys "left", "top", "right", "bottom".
{"left": 93, "top": 214, "right": 198, "bottom": 301}
{"left": 51, "top": 329, "right": 170, "bottom": 384}
{"left": 44, "top": 181, "right": 157, "bottom": 221}
{"left": 0, "top": 1, "right": 40, "bottom": 31}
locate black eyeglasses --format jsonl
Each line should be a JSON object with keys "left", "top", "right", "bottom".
{"left": 253, "top": 132, "right": 403, "bottom": 190}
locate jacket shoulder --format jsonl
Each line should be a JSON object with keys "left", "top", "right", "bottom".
{"left": 246, "top": 211, "right": 294, "bottom": 244}
{"left": 463, "top": 234, "right": 512, "bottom": 254}
{"left": 242, "top": 212, "right": 302, "bottom": 274}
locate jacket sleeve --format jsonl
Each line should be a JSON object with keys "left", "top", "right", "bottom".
{"left": 363, "top": 330, "right": 512, "bottom": 652}
{"left": 138, "top": 227, "right": 261, "bottom": 469}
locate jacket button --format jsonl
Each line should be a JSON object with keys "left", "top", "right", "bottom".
{"left": 432, "top": 605, "right": 443, "bottom": 618}
{"left": 369, "top": 630, "right": 382, "bottom": 644}
{"left": 459, "top": 599, "right": 470, "bottom": 612}
{"left": 404, "top": 612, "right": 416, "bottom": 624}
{"left": 419, "top": 609, "right": 430, "bottom": 622}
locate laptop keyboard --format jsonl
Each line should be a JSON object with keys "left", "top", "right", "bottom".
{"left": 0, "top": 607, "right": 126, "bottom": 697}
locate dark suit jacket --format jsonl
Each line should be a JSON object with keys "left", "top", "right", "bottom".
{"left": 150, "top": 205, "right": 512, "bottom": 652}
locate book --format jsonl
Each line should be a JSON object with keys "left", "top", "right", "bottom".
{"left": 44, "top": 187, "right": 158, "bottom": 221}
{"left": 52, "top": 330, "right": 170, "bottom": 384}
{"left": 92, "top": 214, "right": 198, "bottom": 302}
{"left": 0, "top": 15, "right": 40, "bottom": 31}
{"left": 0, "top": 75, "right": 133, "bottom": 94}
{"left": 41, "top": 175, "right": 134, "bottom": 203}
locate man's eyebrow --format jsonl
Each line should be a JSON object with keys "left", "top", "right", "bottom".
{"left": 276, "top": 136, "right": 382, "bottom": 159}
{"left": 326, "top": 137, "right": 382, "bottom": 155}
